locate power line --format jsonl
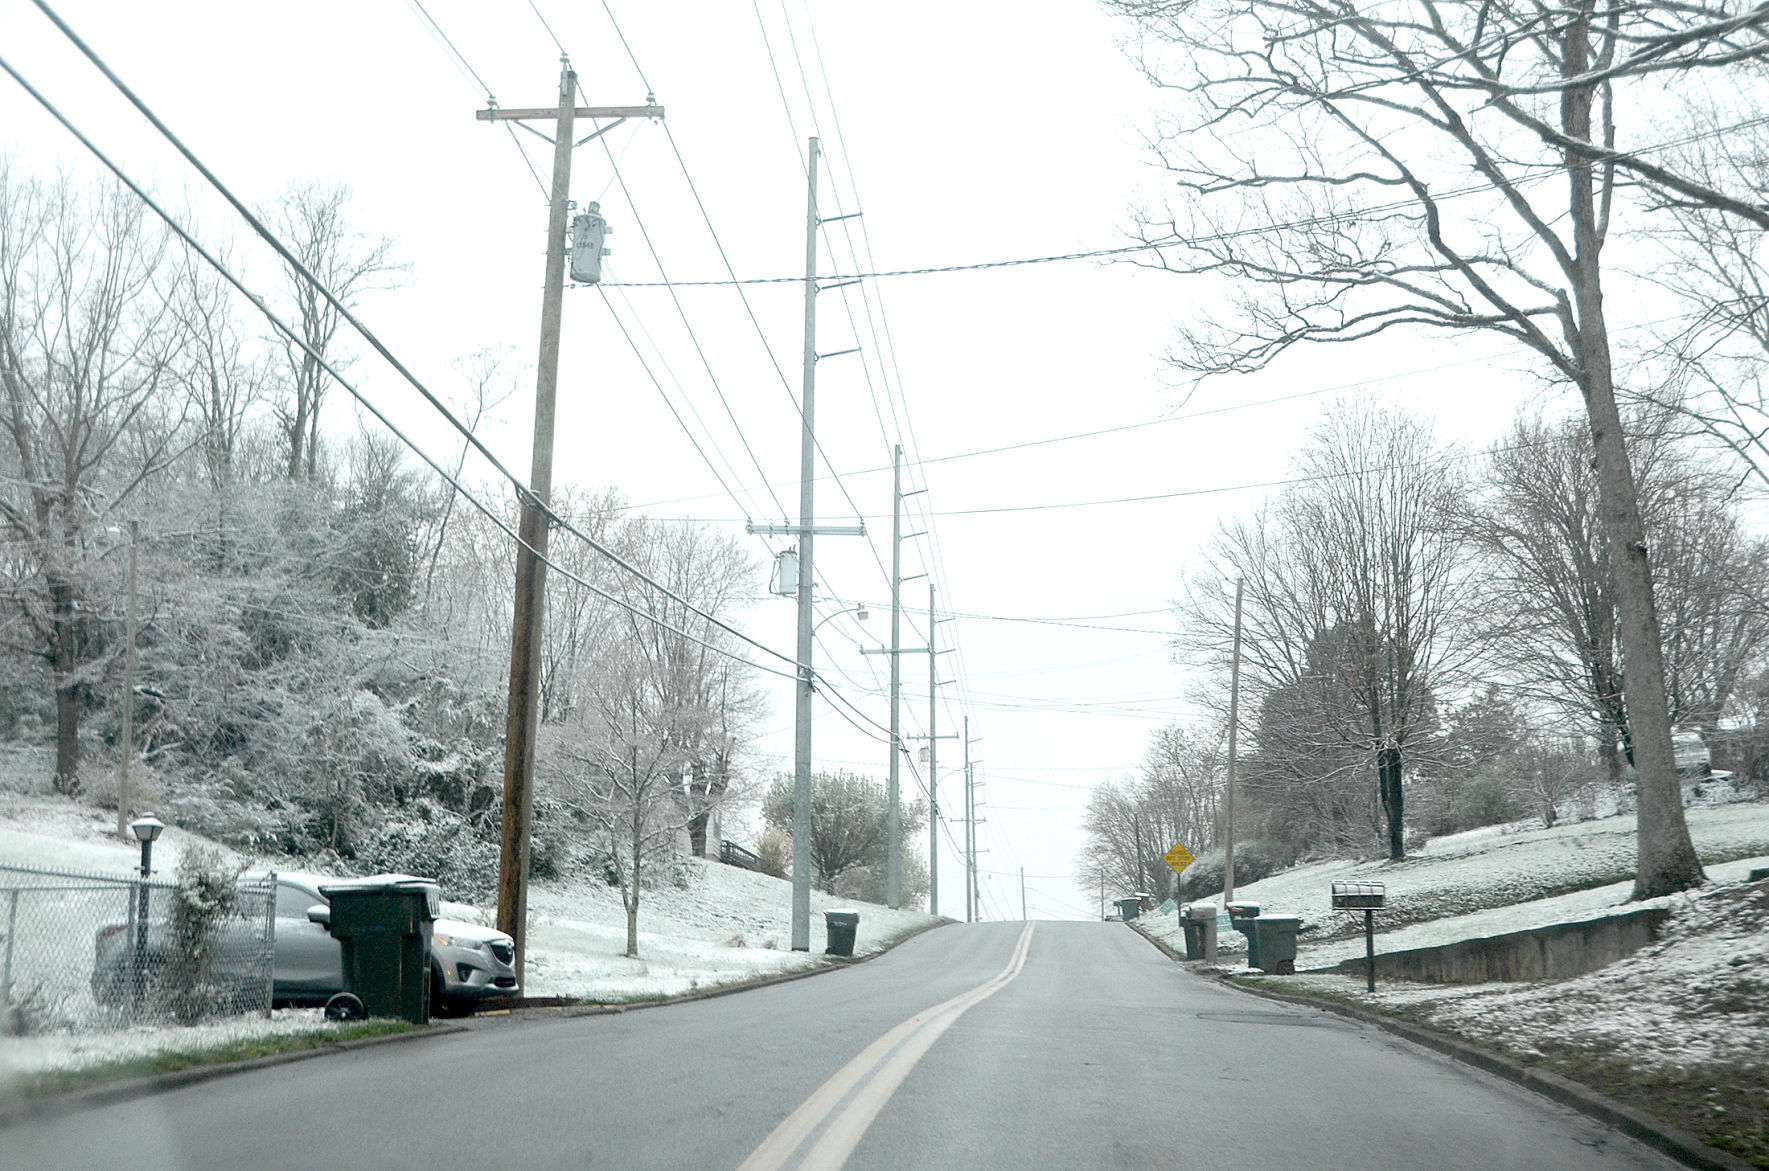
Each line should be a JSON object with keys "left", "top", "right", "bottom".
{"left": 0, "top": 50, "right": 802, "bottom": 688}
{"left": 20, "top": 0, "right": 812, "bottom": 677}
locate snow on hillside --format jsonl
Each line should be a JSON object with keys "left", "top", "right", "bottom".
{"left": 0, "top": 762, "right": 943, "bottom": 1081}
{"left": 1135, "top": 798, "right": 1769, "bottom": 1079}
{"left": 1145, "top": 801, "right": 1769, "bottom": 948}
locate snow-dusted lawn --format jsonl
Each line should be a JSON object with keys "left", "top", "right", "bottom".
{"left": 1140, "top": 800, "right": 1769, "bottom": 965}
{"left": 0, "top": 780, "right": 943, "bottom": 1083}
{"left": 1250, "top": 874, "right": 1769, "bottom": 1072}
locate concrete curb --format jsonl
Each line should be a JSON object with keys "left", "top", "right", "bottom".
{"left": 0, "top": 917, "right": 954, "bottom": 1124}
{"left": 0, "top": 1020, "right": 468, "bottom": 1131}
{"left": 1131, "top": 922, "right": 1755, "bottom": 1171}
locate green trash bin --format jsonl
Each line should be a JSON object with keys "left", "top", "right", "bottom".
{"left": 1226, "top": 901, "right": 1261, "bottom": 969}
{"left": 319, "top": 875, "right": 440, "bottom": 1024}
{"left": 1251, "top": 914, "right": 1302, "bottom": 975}
{"left": 824, "top": 909, "right": 859, "bottom": 957}
{"left": 1115, "top": 897, "right": 1142, "bottom": 921}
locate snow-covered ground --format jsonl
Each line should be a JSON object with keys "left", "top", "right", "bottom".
{"left": 1135, "top": 799, "right": 1769, "bottom": 1075}
{"left": 0, "top": 759, "right": 942, "bottom": 1084}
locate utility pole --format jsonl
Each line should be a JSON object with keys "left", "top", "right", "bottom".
{"left": 1020, "top": 868, "right": 1027, "bottom": 922}
{"left": 887, "top": 446, "right": 902, "bottom": 908}
{"left": 746, "top": 138, "right": 864, "bottom": 950}
{"left": 1225, "top": 577, "right": 1245, "bottom": 904}
{"left": 115, "top": 520, "right": 138, "bottom": 840}
{"left": 859, "top": 460, "right": 925, "bottom": 912}
{"left": 479, "top": 62, "right": 664, "bottom": 984}
{"left": 969, "top": 721, "right": 983, "bottom": 919}
{"left": 927, "top": 584, "right": 939, "bottom": 918}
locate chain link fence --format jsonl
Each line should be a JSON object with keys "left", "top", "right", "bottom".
{"left": 0, "top": 863, "right": 275, "bottom": 1036}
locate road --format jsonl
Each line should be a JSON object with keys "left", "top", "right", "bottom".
{"left": 6, "top": 921, "right": 1682, "bottom": 1169}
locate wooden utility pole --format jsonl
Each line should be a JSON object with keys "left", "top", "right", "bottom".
{"left": 479, "top": 61, "right": 663, "bottom": 984}
{"left": 1224, "top": 577, "right": 1244, "bottom": 903}
{"left": 115, "top": 520, "right": 138, "bottom": 840}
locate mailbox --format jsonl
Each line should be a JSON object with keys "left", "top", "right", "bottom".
{"left": 1331, "top": 881, "right": 1386, "bottom": 910}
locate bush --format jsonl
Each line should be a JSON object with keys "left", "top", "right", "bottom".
{"left": 157, "top": 845, "right": 245, "bottom": 1025}
{"left": 754, "top": 825, "right": 790, "bottom": 878}
{"left": 357, "top": 799, "right": 499, "bottom": 902}
{"left": 1179, "top": 839, "right": 1293, "bottom": 900}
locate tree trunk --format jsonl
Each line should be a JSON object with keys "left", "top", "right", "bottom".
{"left": 1378, "top": 745, "right": 1404, "bottom": 861}
{"left": 1562, "top": 12, "right": 1705, "bottom": 898}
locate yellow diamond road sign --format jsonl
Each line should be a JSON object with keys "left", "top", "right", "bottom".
{"left": 1163, "top": 842, "right": 1195, "bottom": 875}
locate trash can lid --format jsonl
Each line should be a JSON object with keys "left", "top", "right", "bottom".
{"left": 825, "top": 908, "right": 859, "bottom": 916}
{"left": 1259, "top": 914, "right": 1303, "bottom": 926}
{"left": 319, "top": 874, "right": 442, "bottom": 916}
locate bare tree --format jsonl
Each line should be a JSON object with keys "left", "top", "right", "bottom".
{"left": 417, "top": 346, "right": 520, "bottom": 616}
{"left": 543, "top": 640, "right": 692, "bottom": 959}
{"left": 264, "top": 182, "right": 400, "bottom": 481}
{"left": 604, "top": 518, "right": 764, "bottom": 859}
{"left": 1076, "top": 722, "right": 1223, "bottom": 902}
{"left": 166, "top": 236, "right": 265, "bottom": 496}
{"left": 1105, "top": 0, "right": 1763, "bottom": 895}
{"left": 0, "top": 163, "right": 180, "bottom": 794}
{"left": 1178, "top": 403, "right": 1470, "bottom": 859}
{"left": 1471, "top": 411, "right": 1769, "bottom": 782}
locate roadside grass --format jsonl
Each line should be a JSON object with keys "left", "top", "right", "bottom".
{"left": 1227, "top": 975, "right": 1769, "bottom": 1169}
{"left": 6, "top": 1020, "right": 418, "bottom": 1103}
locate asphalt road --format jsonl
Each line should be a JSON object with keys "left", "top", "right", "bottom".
{"left": 6, "top": 920, "right": 1685, "bottom": 1170}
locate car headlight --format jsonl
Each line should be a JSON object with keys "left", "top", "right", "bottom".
{"left": 432, "top": 931, "right": 483, "bottom": 951}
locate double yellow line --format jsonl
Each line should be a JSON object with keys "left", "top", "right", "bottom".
{"left": 739, "top": 922, "right": 1038, "bottom": 1171}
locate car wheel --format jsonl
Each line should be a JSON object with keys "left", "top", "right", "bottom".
{"left": 429, "top": 965, "right": 461, "bottom": 1018}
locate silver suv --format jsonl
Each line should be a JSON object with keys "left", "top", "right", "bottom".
{"left": 267, "top": 872, "right": 518, "bottom": 1015}
{"left": 94, "top": 871, "right": 518, "bottom": 1016}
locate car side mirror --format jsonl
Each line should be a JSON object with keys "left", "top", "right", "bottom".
{"left": 307, "top": 905, "right": 331, "bottom": 929}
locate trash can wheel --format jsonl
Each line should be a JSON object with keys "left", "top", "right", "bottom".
{"left": 325, "top": 992, "right": 367, "bottom": 1022}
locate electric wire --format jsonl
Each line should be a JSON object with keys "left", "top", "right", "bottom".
{"left": 402, "top": 0, "right": 549, "bottom": 200}
{"left": 578, "top": 83, "right": 790, "bottom": 521}
{"left": 21, "top": 0, "right": 808, "bottom": 675}
{"left": 0, "top": 50, "right": 802, "bottom": 688}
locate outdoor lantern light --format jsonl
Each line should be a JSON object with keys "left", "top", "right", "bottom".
{"left": 128, "top": 814, "right": 164, "bottom": 1016}
{"left": 130, "top": 813, "right": 165, "bottom": 875}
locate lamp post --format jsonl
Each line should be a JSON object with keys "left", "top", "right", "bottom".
{"left": 129, "top": 814, "right": 163, "bottom": 1014}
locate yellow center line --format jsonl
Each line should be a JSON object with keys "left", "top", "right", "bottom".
{"left": 739, "top": 923, "right": 1037, "bottom": 1171}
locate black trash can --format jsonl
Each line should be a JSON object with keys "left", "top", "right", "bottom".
{"left": 1181, "top": 919, "right": 1205, "bottom": 960}
{"left": 319, "top": 875, "right": 440, "bottom": 1024}
{"left": 824, "top": 909, "right": 859, "bottom": 957}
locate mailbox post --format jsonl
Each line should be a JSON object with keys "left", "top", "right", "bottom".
{"left": 1331, "top": 881, "right": 1386, "bottom": 991}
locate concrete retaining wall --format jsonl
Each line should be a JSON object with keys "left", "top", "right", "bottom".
{"left": 1315, "top": 907, "right": 1670, "bottom": 984}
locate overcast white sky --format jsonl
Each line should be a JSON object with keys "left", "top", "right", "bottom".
{"left": 0, "top": 0, "right": 1561, "bottom": 920}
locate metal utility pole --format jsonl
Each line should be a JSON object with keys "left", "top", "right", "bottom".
{"left": 859, "top": 458, "right": 923, "bottom": 912}
{"left": 115, "top": 520, "right": 138, "bottom": 840}
{"left": 479, "top": 62, "right": 664, "bottom": 984}
{"left": 887, "top": 446, "right": 902, "bottom": 908}
{"left": 1020, "top": 868, "right": 1027, "bottom": 921}
{"left": 747, "top": 138, "right": 864, "bottom": 949}
{"left": 927, "top": 584, "right": 939, "bottom": 918}
{"left": 790, "top": 137, "right": 821, "bottom": 954}
{"left": 1224, "top": 577, "right": 1245, "bottom": 903}
{"left": 969, "top": 714, "right": 983, "bottom": 926}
